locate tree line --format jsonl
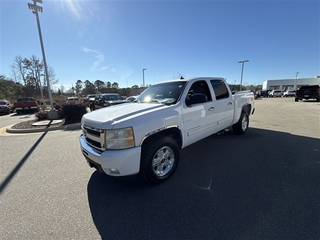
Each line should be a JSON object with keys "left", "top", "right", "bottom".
{"left": 1, "top": 55, "right": 260, "bottom": 103}
{"left": 0, "top": 55, "right": 144, "bottom": 103}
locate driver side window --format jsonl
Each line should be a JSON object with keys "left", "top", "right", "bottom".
{"left": 185, "top": 80, "right": 212, "bottom": 106}
{"left": 188, "top": 80, "right": 212, "bottom": 101}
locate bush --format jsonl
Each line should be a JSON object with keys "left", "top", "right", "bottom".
{"left": 35, "top": 110, "right": 49, "bottom": 121}
{"left": 34, "top": 101, "right": 87, "bottom": 124}
{"left": 61, "top": 101, "right": 87, "bottom": 124}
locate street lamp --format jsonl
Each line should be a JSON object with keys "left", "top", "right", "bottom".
{"left": 142, "top": 68, "right": 146, "bottom": 87}
{"left": 28, "top": 0, "right": 58, "bottom": 119}
{"left": 238, "top": 60, "right": 249, "bottom": 91}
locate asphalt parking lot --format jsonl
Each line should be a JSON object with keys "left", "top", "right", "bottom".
{"left": 0, "top": 97, "right": 319, "bottom": 239}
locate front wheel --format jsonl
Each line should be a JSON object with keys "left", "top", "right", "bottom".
{"left": 232, "top": 112, "right": 249, "bottom": 134}
{"left": 295, "top": 98, "right": 298, "bottom": 102}
{"left": 140, "top": 136, "right": 180, "bottom": 184}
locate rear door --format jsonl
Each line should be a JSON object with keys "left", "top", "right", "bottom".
{"left": 209, "top": 79, "right": 234, "bottom": 130}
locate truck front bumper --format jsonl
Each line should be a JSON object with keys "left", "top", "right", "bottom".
{"left": 79, "top": 134, "right": 141, "bottom": 176}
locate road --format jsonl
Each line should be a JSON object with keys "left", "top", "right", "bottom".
{"left": 0, "top": 98, "right": 319, "bottom": 240}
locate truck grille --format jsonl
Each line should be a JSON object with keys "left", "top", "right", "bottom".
{"left": 82, "top": 124, "right": 105, "bottom": 151}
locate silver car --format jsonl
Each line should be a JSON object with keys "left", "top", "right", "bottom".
{"left": 283, "top": 90, "right": 295, "bottom": 97}
{"left": 269, "top": 90, "right": 283, "bottom": 97}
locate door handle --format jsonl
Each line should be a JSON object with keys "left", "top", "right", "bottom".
{"left": 227, "top": 102, "right": 233, "bottom": 106}
{"left": 209, "top": 107, "right": 215, "bottom": 111}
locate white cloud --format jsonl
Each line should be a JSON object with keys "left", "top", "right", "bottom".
{"left": 81, "top": 47, "right": 105, "bottom": 71}
{"left": 99, "top": 64, "right": 112, "bottom": 71}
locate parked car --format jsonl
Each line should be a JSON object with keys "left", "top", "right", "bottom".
{"left": 14, "top": 97, "right": 39, "bottom": 114}
{"left": 95, "top": 93, "right": 130, "bottom": 109}
{"left": 0, "top": 99, "right": 14, "bottom": 114}
{"left": 84, "top": 94, "right": 97, "bottom": 101}
{"left": 269, "top": 90, "right": 283, "bottom": 97}
{"left": 84, "top": 94, "right": 97, "bottom": 111}
{"left": 79, "top": 77, "right": 255, "bottom": 184}
{"left": 255, "top": 90, "right": 271, "bottom": 98}
{"left": 67, "top": 96, "right": 79, "bottom": 102}
{"left": 126, "top": 96, "right": 137, "bottom": 102}
{"left": 282, "top": 90, "right": 295, "bottom": 97}
{"left": 295, "top": 85, "right": 320, "bottom": 102}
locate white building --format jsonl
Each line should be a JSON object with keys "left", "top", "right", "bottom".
{"left": 262, "top": 76, "right": 320, "bottom": 90}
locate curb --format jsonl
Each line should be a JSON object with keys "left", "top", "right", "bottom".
{"left": 6, "top": 123, "right": 81, "bottom": 134}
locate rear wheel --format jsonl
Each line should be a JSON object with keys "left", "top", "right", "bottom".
{"left": 140, "top": 136, "right": 180, "bottom": 184}
{"left": 233, "top": 112, "right": 249, "bottom": 134}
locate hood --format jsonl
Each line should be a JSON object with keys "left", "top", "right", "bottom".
{"left": 81, "top": 102, "right": 170, "bottom": 129}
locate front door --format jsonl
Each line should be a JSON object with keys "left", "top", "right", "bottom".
{"left": 181, "top": 80, "right": 219, "bottom": 147}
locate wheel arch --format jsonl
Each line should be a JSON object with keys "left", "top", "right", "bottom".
{"left": 242, "top": 103, "right": 252, "bottom": 115}
{"left": 140, "top": 126, "right": 183, "bottom": 150}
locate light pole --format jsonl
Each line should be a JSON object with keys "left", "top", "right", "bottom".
{"left": 238, "top": 60, "right": 249, "bottom": 91}
{"left": 142, "top": 68, "right": 146, "bottom": 87}
{"left": 28, "top": 0, "right": 58, "bottom": 119}
{"left": 294, "top": 72, "right": 299, "bottom": 90}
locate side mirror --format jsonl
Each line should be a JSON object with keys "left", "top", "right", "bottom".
{"left": 186, "top": 93, "right": 208, "bottom": 106}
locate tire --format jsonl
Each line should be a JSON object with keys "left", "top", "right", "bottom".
{"left": 140, "top": 135, "right": 180, "bottom": 184}
{"left": 232, "top": 112, "right": 249, "bottom": 135}
{"left": 295, "top": 98, "right": 298, "bottom": 102}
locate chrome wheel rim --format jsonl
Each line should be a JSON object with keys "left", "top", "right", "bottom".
{"left": 242, "top": 115, "right": 248, "bottom": 131}
{"left": 152, "top": 146, "right": 175, "bottom": 176}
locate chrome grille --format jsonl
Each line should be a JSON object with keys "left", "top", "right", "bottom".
{"left": 82, "top": 124, "right": 106, "bottom": 151}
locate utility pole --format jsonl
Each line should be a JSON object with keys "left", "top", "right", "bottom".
{"left": 28, "top": 0, "right": 59, "bottom": 119}
{"left": 142, "top": 68, "right": 146, "bottom": 87}
{"left": 238, "top": 60, "right": 249, "bottom": 91}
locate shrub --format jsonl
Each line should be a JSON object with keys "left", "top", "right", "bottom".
{"left": 61, "top": 101, "right": 87, "bottom": 124}
{"left": 35, "top": 110, "right": 49, "bottom": 121}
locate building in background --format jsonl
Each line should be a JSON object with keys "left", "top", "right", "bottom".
{"left": 262, "top": 76, "right": 320, "bottom": 90}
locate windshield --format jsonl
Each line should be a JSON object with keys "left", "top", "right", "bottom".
{"left": 17, "top": 98, "right": 34, "bottom": 102}
{"left": 103, "top": 94, "right": 122, "bottom": 100}
{"left": 136, "top": 81, "right": 187, "bottom": 105}
{"left": 0, "top": 101, "right": 6, "bottom": 105}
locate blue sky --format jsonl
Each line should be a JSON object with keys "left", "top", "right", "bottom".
{"left": 1, "top": 0, "right": 319, "bottom": 91}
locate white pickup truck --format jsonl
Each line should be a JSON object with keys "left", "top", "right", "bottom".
{"left": 79, "top": 77, "right": 255, "bottom": 184}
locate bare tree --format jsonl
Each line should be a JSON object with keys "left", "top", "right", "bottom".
{"left": 10, "top": 55, "right": 28, "bottom": 85}
{"left": 10, "top": 55, "right": 58, "bottom": 92}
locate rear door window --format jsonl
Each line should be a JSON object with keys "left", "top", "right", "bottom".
{"left": 210, "top": 80, "right": 229, "bottom": 100}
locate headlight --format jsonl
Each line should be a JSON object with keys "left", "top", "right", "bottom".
{"left": 105, "top": 127, "right": 135, "bottom": 149}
